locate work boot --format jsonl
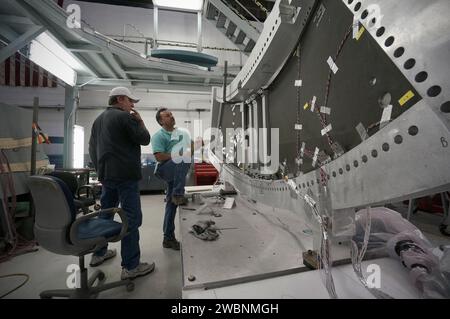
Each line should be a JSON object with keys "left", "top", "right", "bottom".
{"left": 163, "top": 238, "right": 181, "bottom": 250}
{"left": 121, "top": 262, "right": 155, "bottom": 280}
{"left": 172, "top": 195, "right": 188, "bottom": 206}
{"left": 89, "top": 249, "right": 117, "bottom": 267}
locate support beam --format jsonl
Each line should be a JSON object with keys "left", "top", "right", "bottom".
{"left": 0, "top": 25, "right": 45, "bottom": 63}
{"left": 153, "top": 6, "right": 159, "bottom": 49}
{"left": 9, "top": 1, "right": 97, "bottom": 77}
{"left": 197, "top": 11, "right": 202, "bottom": 52}
{"left": 0, "top": 23, "right": 20, "bottom": 41}
{"left": 208, "top": 0, "right": 260, "bottom": 41}
{"left": 0, "top": 15, "right": 34, "bottom": 25}
{"left": 67, "top": 43, "right": 103, "bottom": 53}
{"left": 103, "top": 51, "right": 128, "bottom": 79}
{"left": 124, "top": 68, "right": 225, "bottom": 81}
{"left": 64, "top": 86, "right": 79, "bottom": 169}
{"left": 87, "top": 51, "right": 116, "bottom": 78}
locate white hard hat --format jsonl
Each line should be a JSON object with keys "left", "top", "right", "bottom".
{"left": 109, "top": 87, "right": 140, "bottom": 103}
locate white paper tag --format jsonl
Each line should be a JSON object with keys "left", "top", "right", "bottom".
{"left": 352, "top": 17, "right": 359, "bottom": 39}
{"left": 321, "top": 124, "right": 332, "bottom": 136}
{"left": 300, "top": 142, "right": 306, "bottom": 157}
{"left": 295, "top": 80, "right": 303, "bottom": 87}
{"left": 312, "top": 147, "right": 319, "bottom": 167}
{"left": 223, "top": 197, "right": 235, "bottom": 209}
{"left": 327, "top": 56, "right": 339, "bottom": 74}
{"left": 380, "top": 105, "right": 393, "bottom": 125}
{"left": 287, "top": 180, "right": 299, "bottom": 194}
{"left": 320, "top": 106, "right": 331, "bottom": 115}
{"left": 295, "top": 124, "right": 303, "bottom": 131}
{"left": 356, "top": 123, "right": 368, "bottom": 141}
{"left": 311, "top": 96, "right": 317, "bottom": 112}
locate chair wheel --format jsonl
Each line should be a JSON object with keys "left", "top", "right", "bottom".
{"left": 126, "top": 282, "right": 135, "bottom": 292}
{"left": 94, "top": 204, "right": 101, "bottom": 211}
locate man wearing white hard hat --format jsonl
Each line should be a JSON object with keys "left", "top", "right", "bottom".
{"left": 89, "top": 87, "right": 155, "bottom": 280}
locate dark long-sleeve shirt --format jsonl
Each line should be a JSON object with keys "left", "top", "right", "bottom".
{"left": 89, "top": 107, "right": 150, "bottom": 182}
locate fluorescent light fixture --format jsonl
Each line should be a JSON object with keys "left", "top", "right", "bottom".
{"left": 73, "top": 125, "right": 85, "bottom": 169}
{"left": 153, "top": 0, "right": 203, "bottom": 11}
{"left": 29, "top": 32, "right": 82, "bottom": 86}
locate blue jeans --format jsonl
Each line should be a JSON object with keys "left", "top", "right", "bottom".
{"left": 94, "top": 180, "right": 142, "bottom": 270}
{"left": 155, "top": 160, "right": 190, "bottom": 240}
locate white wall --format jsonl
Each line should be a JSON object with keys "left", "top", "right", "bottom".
{"left": 0, "top": 86, "right": 213, "bottom": 158}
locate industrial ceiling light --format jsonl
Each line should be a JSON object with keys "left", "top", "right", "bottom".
{"left": 153, "top": 0, "right": 204, "bottom": 11}
{"left": 29, "top": 32, "right": 83, "bottom": 86}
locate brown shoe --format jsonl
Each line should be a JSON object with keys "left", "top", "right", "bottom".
{"left": 163, "top": 238, "right": 181, "bottom": 250}
{"left": 172, "top": 195, "right": 188, "bottom": 206}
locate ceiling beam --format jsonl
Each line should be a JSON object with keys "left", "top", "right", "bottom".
{"left": 0, "top": 25, "right": 45, "bottom": 63}
{"left": 0, "top": 23, "right": 21, "bottom": 42}
{"left": 80, "top": 77, "right": 215, "bottom": 92}
{"left": 67, "top": 43, "right": 103, "bottom": 53}
{"left": 11, "top": 0, "right": 97, "bottom": 77}
{"left": 0, "top": 15, "right": 34, "bottom": 25}
{"left": 103, "top": 51, "right": 128, "bottom": 79}
{"left": 124, "top": 67, "right": 227, "bottom": 81}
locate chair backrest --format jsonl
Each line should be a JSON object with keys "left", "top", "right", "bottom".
{"left": 28, "top": 175, "right": 79, "bottom": 255}
{"left": 46, "top": 171, "right": 79, "bottom": 195}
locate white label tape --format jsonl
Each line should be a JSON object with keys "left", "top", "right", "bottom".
{"left": 295, "top": 124, "right": 303, "bottom": 131}
{"left": 321, "top": 124, "right": 332, "bottom": 136}
{"left": 380, "top": 104, "right": 393, "bottom": 124}
{"left": 312, "top": 147, "right": 319, "bottom": 167}
{"left": 311, "top": 96, "right": 317, "bottom": 112}
{"left": 356, "top": 123, "right": 368, "bottom": 141}
{"left": 320, "top": 106, "right": 331, "bottom": 115}
{"left": 287, "top": 179, "right": 298, "bottom": 194}
{"left": 327, "top": 56, "right": 339, "bottom": 74}
{"left": 295, "top": 80, "right": 303, "bottom": 87}
{"left": 352, "top": 17, "right": 359, "bottom": 39}
{"left": 300, "top": 142, "right": 306, "bottom": 156}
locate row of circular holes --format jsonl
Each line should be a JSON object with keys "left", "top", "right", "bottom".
{"left": 244, "top": 18, "right": 279, "bottom": 82}
{"left": 347, "top": 0, "right": 449, "bottom": 113}
{"left": 247, "top": 125, "right": 418, "bottom": 192}
{"left": 234, "top": 3, "right": 449, "bottom": 191}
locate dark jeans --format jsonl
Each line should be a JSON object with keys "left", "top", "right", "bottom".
{"left": 94, "top": 180, "right": 142, "bottom": 270}
{"left": 155, "top": 160, "right": 190, "bottom": 240}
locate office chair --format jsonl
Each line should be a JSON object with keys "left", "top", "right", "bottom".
{"left": 28, "top": 175, "right": 134, "bottom": 299}
{"left": 46, "top": 171, "right": 100, "bottom": 214}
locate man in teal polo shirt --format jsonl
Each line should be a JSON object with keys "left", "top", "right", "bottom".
{"left": 152, "top": 108, "right": 191, "bottom": 250}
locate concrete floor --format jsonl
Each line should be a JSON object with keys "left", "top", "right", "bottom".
{"left": 0, "top": 194, "right": 183, "bottom": 299}
{"left": 0, "top": 196, "right": 449, "bottom": 299}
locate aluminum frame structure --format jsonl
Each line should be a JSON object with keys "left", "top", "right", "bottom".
{"left": 210, "top": 0, "right": 450, "bottom": 237}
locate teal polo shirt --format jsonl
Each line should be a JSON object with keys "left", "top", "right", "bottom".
{"left": 151, "top": 127, "right": 191, "bottom": 160}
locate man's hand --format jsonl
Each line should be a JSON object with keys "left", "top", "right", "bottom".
{"left": 130, "top": 109, "right": 144, "bottom": 123}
